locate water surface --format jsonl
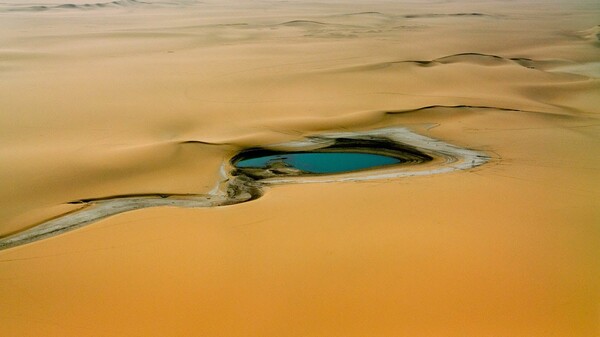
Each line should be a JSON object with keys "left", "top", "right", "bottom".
{"left": 235, "top": 152, "right": 403, "bottom": 174}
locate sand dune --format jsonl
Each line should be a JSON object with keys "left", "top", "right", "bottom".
{"left": 334, "top": 11, "right": 386, "bottom": 17}
{"left": 277, "top": 20, "right": 328, "bottom": 27}
{"left": 402, "top": 12, "right": 495, "bottom": 19}
{"left": 0, "top": 0, "right": 598, "bottom": 336}
{"left": 1, "top": 0, "right": 149, "bottom": 12}
{"left": 331, "top": 52, "right": 583, "bottom": 77}
{"left": 578, "top": 25, "right": 600, "bottom": 42}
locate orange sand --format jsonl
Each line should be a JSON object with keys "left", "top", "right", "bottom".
{"left": 0, "top": 0, "right": 598, "bottom": 336}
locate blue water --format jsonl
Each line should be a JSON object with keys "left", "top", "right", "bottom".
{"left": 235, "top": 152, "right": 402, "bottom": 174}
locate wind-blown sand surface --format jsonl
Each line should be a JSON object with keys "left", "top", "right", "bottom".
{"left": 0, "top": 0, "right": 599, "bottom": 336}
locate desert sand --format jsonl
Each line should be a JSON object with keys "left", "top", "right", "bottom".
{"left": 0, "top": 0, "right": 599, "bottom": 336}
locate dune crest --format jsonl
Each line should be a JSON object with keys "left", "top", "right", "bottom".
{"left": 2, "top": 0, "right": 148, "bottom": 12}
{"left": 403, "top": 12, "right": 495, "bottom": 19}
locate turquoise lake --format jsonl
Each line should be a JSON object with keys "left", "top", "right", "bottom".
{"left": 234, "top": 152, "right": 402, "bottom": 174}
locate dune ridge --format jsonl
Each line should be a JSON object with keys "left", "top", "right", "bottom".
{"left": 403, "top": 13, "right": 495, "bottom": 19}
{"left": 335, "top": 53, "right": 564, "bottom": 73}
{"left": 277, "top": 20, "right": 328, "bottom": 27}
{"left": 2, "top": 0, "right": 148, "bottom": 12}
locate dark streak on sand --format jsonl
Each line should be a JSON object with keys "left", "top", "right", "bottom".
{"left": 179, "top": 140, "right": 230, "bottom": 146}
{"left": 385, "top": 104, "right": 536, "bottom": 114}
